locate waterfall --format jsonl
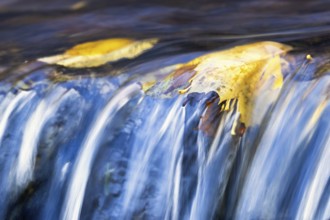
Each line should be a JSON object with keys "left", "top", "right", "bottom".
{"left": 61, "top": 83, "right": 142, "bottom": 220}
{"left": 2, "top": 0, "right": 330, "bottom": 218}
{"left": 120, "top": 97, "right": 186, "bottom": 219}
{"left": 14, "top": 87, "right": 77, "bottom": 190}
{"left": 190, "top": 109, "right": 237, "bottom": 220}
{"left": 0, "top": 68, "right": 328, "bottom": 220}
{"left": 0, "top": 91, "right": 35, "bottom": 219}
{"left": 0, "top": 91, "right": 35, "bottom": 146}
{"left": 235, "top": 75, "right": 330, "bottom": 219}
{"left": 0, "top": 59, "right": 328, "bottom": 220}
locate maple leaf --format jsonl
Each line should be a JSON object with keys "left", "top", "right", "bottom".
{"left": 143, "top": 41, "right": 292, "bottom": 132}
{"left": 38, "top": 38, "right": 158, "bottom": 68}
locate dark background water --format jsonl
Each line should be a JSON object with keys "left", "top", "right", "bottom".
{"left": 0, "top": 0, "right": 329, "bottom": 67}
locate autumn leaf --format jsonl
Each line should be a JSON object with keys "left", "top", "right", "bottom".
{"left": 143, "top": 41, "right": 292, "bottom": 132}
{"left": 38, "top": 38, "right": 158, "bottom": 68}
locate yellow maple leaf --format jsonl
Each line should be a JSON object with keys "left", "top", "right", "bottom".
{"left": 143, "top": 41, "right": 292, "bottom": 132}
{"left": 38, "top": 38, "right": 158, "bottom": 68}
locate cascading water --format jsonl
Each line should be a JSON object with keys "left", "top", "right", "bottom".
{"left": 15, "top": 87, "right": 75, "bottom": 190}
{"left": 62, "top": 83, "right": 142, "bottom": 220}
{"left": 0, "top": 0, "right": 330, "bottom": 219}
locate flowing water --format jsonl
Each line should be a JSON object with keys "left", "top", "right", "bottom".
{"left": 0, "top": 0, "right": 330, "bottom": 219}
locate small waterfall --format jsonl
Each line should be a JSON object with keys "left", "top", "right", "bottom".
{"left": 0, "top": 91, "right": 35, "bottom": 145}
{"left": 0, "top": 15, "right": 329, "bottom": 218}
{"left": 190, "top": 109, "right": 237, "bottom": 220}
{"left": 14, "top": 87, "right": 76, "bottom": 190}
{"left": 0, "top": 67, "right": 328, "bottom": 220}
{"left": 120, "top": 97, "right": 186, "bottom": 219}
{"left": 235, "top": 75, "right": 330, "bottom": 219}
{"left": 61, "top": 83, "right": 142, "bottom": 220}
{"left": 0, "top": 56, "right": 329, "bottom": 220}
{"left": 0, "top": 91, "right": 35, "bottom": 219}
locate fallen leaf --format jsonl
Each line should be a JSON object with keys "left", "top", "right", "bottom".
{"left": 38, "top": 38, "right": 158, "bottom": 68}
{"left": 143, "top": 41, "right": 292, "bottom": 131}
{"left": 71, "top": 1, "right": 87, "bottom": 10}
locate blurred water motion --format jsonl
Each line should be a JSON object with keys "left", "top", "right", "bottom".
{"left": 0, "top": 0, "right": 330, "bottom": 219}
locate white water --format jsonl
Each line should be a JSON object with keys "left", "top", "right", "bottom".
{"left": 0, "top": 91, "right": 35, "bottom": 146}
{"left": 14, "top": 87, "right": 77, "bottom": 189}
{"left": 190, "top": 108, "right": 236, "bottom": 220}
{"left": 0, "top": 91, "right": 36, "bottom": 219}
{"left": 235, "top": 77, "right": 330, "bottom": 219}
{"left": 298, "top": 135, "right": 330, "bottom": 220}
{"left": 121, "top": 98, "right": 185, "bottom": 218}
{"left": 0, "top": 68, "right": 329, "bottom": 220}
{"left": 61, "top": 83, "right": 142, "bottom": 220}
